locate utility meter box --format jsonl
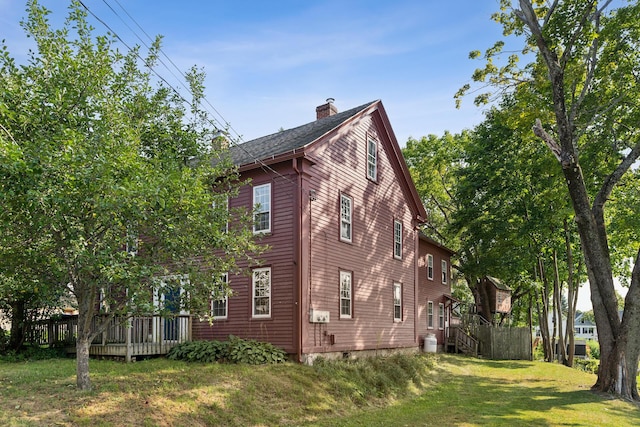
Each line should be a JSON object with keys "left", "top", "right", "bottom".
{"left": 309, "top": 309, "right": 330, "bottom": 323}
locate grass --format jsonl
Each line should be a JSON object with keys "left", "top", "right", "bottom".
{"left": 0, "top": 354, "right": 638, "bottom": 426}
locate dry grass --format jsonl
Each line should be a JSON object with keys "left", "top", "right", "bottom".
{"left": 1, "top": 354, "right": 639, "bottom": 426}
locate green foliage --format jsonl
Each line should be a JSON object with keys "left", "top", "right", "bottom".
{"left": 166, "top": 340, "right": 228, "bottom": 363}
{"left": 574, "top": 358, "right": 599, "bottom": 375}
{"left": 0, "top": 344, "right": 67, "bottom": 362}
{"left": 312, "top": 353, "right": 434, "bottom": 404}
{"left": 586, "top": 339, "right": 600, "bottom": 360}
{"left": 225, "top": 335, "right": 287, "bottom": 365}
{"left": 167, "top": 337, "right": 287, "bottom": 365}
{"left": 533, "top": 341, "right": 545, "bottom": 361}
{"left": 0, "top": 0, "right": 265, "bottom": 389}
{"left": 0, "top": 328, "right": 8, "bottom": 352}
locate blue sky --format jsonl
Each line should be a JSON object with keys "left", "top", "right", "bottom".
{"left": 3, "top": 0, "right": 624, "bottom": 310}
{"left": 0, "top": 0, "right": 511, "bottom": 145}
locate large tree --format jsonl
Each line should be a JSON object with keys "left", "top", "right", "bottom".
{"left": 0, "top": 1, "right": 263, "bottom": 390}
{"left": 459, "top": 0, "right": 640, "bottom": 400}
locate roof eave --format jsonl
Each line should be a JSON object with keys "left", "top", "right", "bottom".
{"left": 237, "top": 149, "right": 315, "bottom": 173}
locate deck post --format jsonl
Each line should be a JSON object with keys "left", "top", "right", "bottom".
{"left": 47, "top": 320, "right": 54, "bottom": 346}
{"left": 125, "top": 316, "right": 133, "bottom": 363}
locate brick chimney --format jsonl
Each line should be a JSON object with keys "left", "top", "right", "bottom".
{"left": 316, "top": 98, "right": 338, "bottom": 120}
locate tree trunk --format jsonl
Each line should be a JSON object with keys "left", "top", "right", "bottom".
{"left": 537, "top": 257, "right": 554, "bottom": 362}
{"left": 553, "top": 250, "right": 567, "bottom": 364}
{"left": 612, "top": 249, "right": 640, "bottom": 399}
{"left": 516, "top": 0, "right": 637, "bottom": 399}
{"left": 76, "top": 335, "right": 92, "bottom": 391}
{"left": 8, "top": 299, "right": 26, "bottom": 350}
{"left": 564, "top": 220, "right": 578, "bottom": 367}
{"left": 75, "top": 284, "right": 97, "bottom": 391}
{"left": 562, "top": 163, "right": 625, "bottom": 394}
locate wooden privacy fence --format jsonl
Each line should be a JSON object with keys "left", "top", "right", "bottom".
{"left": 473, "top": 325, "right": 532, "bottom": 360}
{"left": 28, "top": 314, "right": 191, "bottom": 361}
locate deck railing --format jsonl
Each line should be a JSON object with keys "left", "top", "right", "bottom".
{"left": 28, "top": 314, "right": 191, "bottom": 361}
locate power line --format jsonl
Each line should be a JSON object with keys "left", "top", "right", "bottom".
{"left": 104, "top": 0, "right": 237, "bottom": 139}
{"left": 78, "top": 0, "right": 308, "bottom": 193}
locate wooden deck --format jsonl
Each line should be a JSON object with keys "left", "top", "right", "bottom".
{"left": 29, "top": 314, "right": 191, "bottom": 361}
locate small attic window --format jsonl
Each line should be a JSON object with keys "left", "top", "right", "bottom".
{"left": 367, "top": 136, "right": 378, "bottom": 181}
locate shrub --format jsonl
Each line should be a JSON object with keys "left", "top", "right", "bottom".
{"left": 0, "top": 344, "right": 67, "bottom": 362}
{"left": 166, "top": 340, "right": 227, "bottom": 363}
{"left": 0, "top": 328, "right": 8, "bottom": 352}
{"left": 574, "top": 358, "right": 599, "bottom": 374}
{"left": 586, "top": 340, "right": 600, "bottom": 360}
{"left": 167, "top": 336, "right": 287, "bottom": 365}
{"left": 225, "top": 335, "right": 287, "bottom": 365}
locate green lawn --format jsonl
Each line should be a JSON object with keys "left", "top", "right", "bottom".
{"left": 0, "top": 354, "right": 638, "bottom": 426}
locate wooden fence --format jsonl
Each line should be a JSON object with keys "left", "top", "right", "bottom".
{"left": 473, "top": 325, "right": 532, "bottom": 360}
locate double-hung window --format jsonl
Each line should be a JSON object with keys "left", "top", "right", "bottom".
{"left": 441, "top": 260, "right": 448, "bottom": 284}
{"left": 427, "top": 254, "right": 434, "bottom": 280}
{"left": 253, "top": 183, "right": 271, "bottom": 234}
{"left": 252, "top": 267, "right": 271, "bottom": 318}
{"left": 427, "top": 301, "right": 434, "bottom": 329}
{"left": 367, "top": 136, "right": 378, "bottom": 181}
{"left": 340, "top": 194, "right": 352, "bottom": 242}
{"left": 340, "top": 270, "right": 352, "bottom": 319}
{"left": 211, "top": 273, "right": 228, "bottom": 319}
{"left": 393, "top": 282, "right": 402, "bottom": 321}
{"left": 393, "top": 220, "right": 402, "bottom": 259}
{"left": 438, "top": 303, "right": 445, "bottom": 329}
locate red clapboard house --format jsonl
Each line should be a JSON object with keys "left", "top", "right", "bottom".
{"left": 191, "top": 99, "right": 455, "bottom": 362}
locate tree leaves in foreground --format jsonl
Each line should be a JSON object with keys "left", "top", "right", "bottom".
{"left": 0, "top": 0, "right": 263, "bottom": 390}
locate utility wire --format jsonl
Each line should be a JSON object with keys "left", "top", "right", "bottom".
{"left": 109, "top": 0, "right": 241, "bottom": 142}
{"left": 79, "top": 0, "right": 308, "bottom": 194}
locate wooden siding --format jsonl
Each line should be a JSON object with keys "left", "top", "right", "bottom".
{"left": 417, "top": 238, "right": 452, "bottom": 345}
{"left": 302, "top": 113, "right": 418, "bottom": 354}
{"left": 192, "top": 163, "right": 298, "bottom": 353}
{"left": 194, "top": 103, "right": 432, "bottom": 359}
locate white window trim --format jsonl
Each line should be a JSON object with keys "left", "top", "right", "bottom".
{"left": 340, "top": 193, "right": 352, "bottom": 243}
{"left": 427, "top": 254, "right": 434, "bottom": 280}
{"left": 393, "top": 220, "right": 402, "bottom": 259}
{"left": 367, "top": 136, "right": 378, "bottom": 181}
{"left": 253, "top": 183, "right": 271, "bottom": 234}
{"left": 441, "top": 260, "right": 448, "bottom": 284}
{"left": 438, "top": 303, "right": 445, "bottom": 330}
{"left": 427, "top": 300, "right": 434, "bottom": 329}
{"left": 393, "top": 282, "right": 402, "bottom": 322}
{"left": 252, "top": 267, "right": 271, "bottom": 318}
{"left": 211, "top": 273, "right": 228, "bottom": 320}
{"left": 340, "top": 270, "right": 352, "bottom": 319}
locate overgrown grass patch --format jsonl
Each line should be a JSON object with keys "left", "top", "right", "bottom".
{"left": 1, "top": 353, "right": 639, "bottom": 426}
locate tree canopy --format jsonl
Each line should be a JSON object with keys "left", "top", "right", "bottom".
{"left": 454, "top": 0, "right": 640, "bottom": 400}
{"left": 0, "top": 0, "right": 263, "bottom": 390}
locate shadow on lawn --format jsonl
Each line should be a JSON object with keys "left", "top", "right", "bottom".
{"left": 437, "top": 357, "right": 639, "bottom": 422}
{"left": 308, "top": 356, "right": 640, "bottom": 427}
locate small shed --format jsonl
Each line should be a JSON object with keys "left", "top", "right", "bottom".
{"left": 481, "top": 276, "right": 511, "bottom": 314}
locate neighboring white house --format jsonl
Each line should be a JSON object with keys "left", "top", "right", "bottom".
{"left": 574, "top": 312, "right": 598, "bottom": 341}
{"left": 536, "top": 312, "right": 598, "bottom": 341}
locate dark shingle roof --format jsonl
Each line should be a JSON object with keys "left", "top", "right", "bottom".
{"left": 229, "top": 101, "right": 376, "bottom": 166}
